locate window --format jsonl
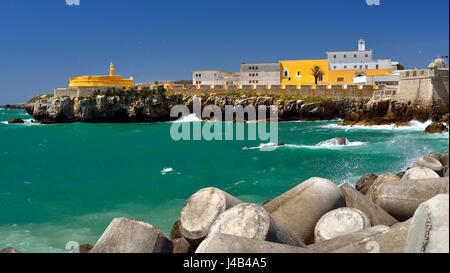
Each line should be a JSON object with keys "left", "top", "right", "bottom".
{"left": 249, "top": 73, "right": 252, "bottom": 76}
{"left": 354, "top": 65, "right": 357, "bottom": 69}
{"left": 376, "top": 65, "right": 379, "bottom": 69}
{"left": 288, "top": 77, "right": 291, "bottom": 81}
{"left": 333, "top": 55, "right": 336, "bottom": 58}
{"left": 256, "top": 80, "right": 258, "bottom": 83}
{"left": 360, "top": 65, "right": 362, "bottom": 69}
{"left": 249, "top": 80, "right": 251, "bottom": 83}
{"left": 318, "top": 75, "right": 323, "bottom": 82}
{"left": 283, "top": 68, "right": 289, "bottom": 77}
{"left": 256, "top": 73, "right": 258, "bottom": 76}
{"left": 296, "top": 71, "right": 302, "bottom": 77}
{"left": 365, "top": 65, "right": 368, "bottom": 69}
{"left": 344, "top": 55, "right": 347, "bottom": 58}
{"left": 337, "top": 77, "right": 344, "bottom": 82}
{"left": 344, "top": 65, "right": 347, "bottom": 69}
{"left": 365, "top": 54, "right": 368, "bottom": 58}
{"left": 354, "top": 54, "right": 357, "bottom": 58}
{"left": 255, "top": 67, "right": 258, "bottom": 70}
{"left": 199, "top": 74, "right": 201, "bottom": 77}
{"left": 333, "top": 66, "right": 337, "bottom": 69}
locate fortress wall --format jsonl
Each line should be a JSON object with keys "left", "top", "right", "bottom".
{"left": 394, "top": 69, "right": 449, "bottom": 112}
{"left": 167, "top": 84, "right": 374, "bottom": 99}
{"left": 55, "top": 83, "right": 376, "bottom": 100}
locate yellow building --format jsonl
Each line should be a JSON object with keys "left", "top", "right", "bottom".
{"left": 69, "top": 62, "right": 134, "bottom": 89}
{"left": 279, "top": 40, "right": 394, "bottom": 85}
{"left": 280, "top": 59, "right": 330, "bottom": 86}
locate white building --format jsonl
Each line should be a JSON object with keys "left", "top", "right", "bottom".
{"left": 192, "top": 70, "right": 240, "bottom": 86}
{"left": 327, "top": 39, "right": 393, "bottom": 72}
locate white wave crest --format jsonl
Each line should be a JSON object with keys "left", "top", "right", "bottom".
{"left": 1, "top": 119, "right": 41, "bottom": 126}
{"left": 172, "top": 114, "right": 202, "bottom": 123}
{"left": 161, "top": 167, "right": 173, "bottom": 175}
{"left": 323, "top": 120, "right": 433, "bottom": 131}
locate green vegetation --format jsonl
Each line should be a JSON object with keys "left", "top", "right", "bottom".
{"left": 27, "top": 94, "right": 54, "bottom": 104}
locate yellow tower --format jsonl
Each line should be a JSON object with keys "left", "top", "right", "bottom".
{"left": 68, "top": 63, "right": 134, "bottom": 89}
{"left": 110, "top": 62, "right": 115, "bottom": 76}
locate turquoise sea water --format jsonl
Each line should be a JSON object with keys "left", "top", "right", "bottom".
{"left": 0, "top": 107, "right": 448, "bottom": 252}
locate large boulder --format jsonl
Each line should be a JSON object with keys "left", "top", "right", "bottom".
{"left": 263, "top": 177, "right": 346, "bottom": 245}
{"left": 365, "top": 174, "right": 401, "bottom": 202}
{"left": 441, "top": 152, "right": 449, "bottom": 167}
{"left": 413, "top": 156, "right": 444, "bottom": 175}
{"left": 314, "top": 207, "right": 371, "bottom": 242}
{"left": 71, "top": 244, "right": 93, "bottom": 253}
{"left": 196, "top": 233, "right": 315, "bottom": 253}
{"left": 209, "top": 203, "right": 300, "bottom": 247}
{"left": 402, "top": 167, "right": 440, "bottom": 180}
{"left": 316, "top": 220, "right": 411, "bottom": 253}
{"left": 308, "top": 225, "right": 390, "bottom": 253}
{"left": 317, "top": 137, "right": 349, "bottom": 146}
{"left": 355, "top": 173, "right": 378, "bottom": 195}
{"left": 91, "top": 217, "right": 173, "bottom": 253}
{"left": 179, "top": 187, "right": 243, "bottom": 247}
{"left": 338, "top": 183, "right": 398, "bottom": 226}
{"left": 404, "top": 194, "right": 449, "bottom": 253}
{"left": 0, "top": 247, "right": 21, "bottom": 253}
{"left": 376, "top": 178, "right": 449, "bottom": 221}
{"left": 7, "top": 118, "right": 24, "bottom": 124}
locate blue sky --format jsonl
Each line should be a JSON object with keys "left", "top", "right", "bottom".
{"left": 0, "top": 0, "right": 448, "bottom": 104}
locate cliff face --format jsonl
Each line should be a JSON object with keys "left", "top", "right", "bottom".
{"left": 26, "top": 94, "right": 182, "bottom": 123}
{"left": 25, "top": 94, "right": 364, "bottom": 124}
{"left": 341, "top": 98, "right": 443, "bottom": 125}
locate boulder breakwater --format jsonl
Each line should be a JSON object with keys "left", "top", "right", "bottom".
{"left": 19, "top": 91, "right": 449, "bottom": 133}
{"left": 1, "top": 151, "right": 448, "bottom": 254}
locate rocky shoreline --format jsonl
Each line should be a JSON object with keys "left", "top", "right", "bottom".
{"left": 1, "top": 151, "right": 448, "bottom": 254}
{"left": 13, "top": 92, "right": 449, "bottom": 133}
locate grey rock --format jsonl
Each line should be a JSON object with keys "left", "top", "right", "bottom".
{"left": 413, "top": 156, "right": 444, "bottom": 175}
{"left": 91, "top": 217, "right": 173, "bottom": 253}
{"left": 314, "top": 207, "right": 371, "bottom": 242}
{"left": 355, "top": 173, "right": 378, "bottom": 195}
{"left": 196, "top": 233, "right": 315, "bottom": 253}
{"left": 209, "top": 203, "right": 301, "bottom": 247}
{"left": 0, "top": 247, "right": 21, "bottom": 253}
{"left": 179, "top": 187, "right": 243, "bottom": 247}
{"left": 404, "top": 194, "right": 449, "bottom": 253}
{"left": 263, "top": 177, "right": 346, "bottom": 245}
{"left": 338, "top": 183, "right": 398, "bottom": 226}
{"left": 402, "top": 166, "right": 440, "bottom": 180}
{"left": 376, "top": 177, "right": 449, "bottom": 221}
{"left": 308, "top": 225, "right": 390, "bottom": 253}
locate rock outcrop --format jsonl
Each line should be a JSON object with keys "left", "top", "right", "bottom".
{"left": 341, "top": 98, "right": 449, "bottom": 128}
{"left": 25, "top": 93, "right": 363, "bottom": 124}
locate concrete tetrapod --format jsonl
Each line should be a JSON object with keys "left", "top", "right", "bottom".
{"left": 91, "top": 217, "right": 173, "bottom": 253}
{"left": 196, "top": 233, "right": 315, "bottom": 253}
{"left": 413, "top": 156, "right": 444, "bottom": 175}
{"left": 327, "top": 220, "right": 411, "bottom": 253}
{"left": 402, "top": 166, "right": 440, "bottom": 180}
{"left": 308, "top": 225, "right": 390, "bottom": 252}
{"left": 365, "top": 174, "right": 401, "bottom": 203}
{"left": 404, "top": 194, "right": 449, "bottom": 253}
{"left": 338, "top": 183, "right": 398, "bottom": 226}
{"left": 375, "top": 177, "right": 449, "bottom": 221}
{"left": 179, "top": 187, "right": 243, "bottom": 247}
{"left": 314, "top": 207, "right": 371, "bottom": 242}
{"left": 263, "top": 177, "right": 346, "bottom": 245}
{"left": 208, "top": 203, "right": 301, "bottom": 247}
